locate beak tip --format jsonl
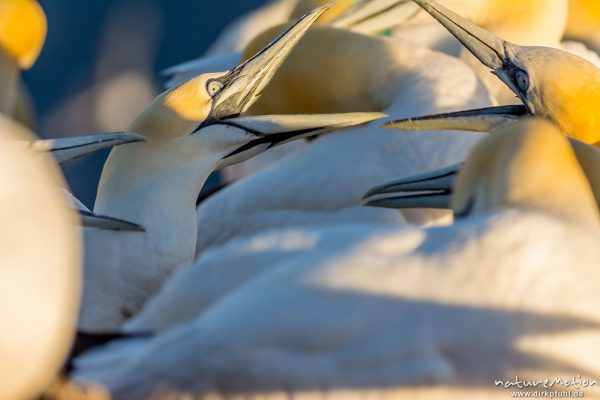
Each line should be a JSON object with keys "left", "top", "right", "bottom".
{"left": 361, "top": 186, "right": 385, "bottom": 201}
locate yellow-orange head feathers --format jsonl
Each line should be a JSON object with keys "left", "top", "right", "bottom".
{"left": 0, "top": 0, "right": 47, "bottom": 69}
{"left": 127, "top": 74, "right": 219, "bottom": 141}
{"left": 506, "top": 46, "right": 600, "bottom": 144}
{"left": 453, "top": 118, "right": 598, "bottom": 225}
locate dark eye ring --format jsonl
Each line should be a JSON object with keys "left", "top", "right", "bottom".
{"left": 514, "top": 70, "right": 529, "bottom": 92}
{"left": 206, "top": 80, "right": 224, "bottom": 97}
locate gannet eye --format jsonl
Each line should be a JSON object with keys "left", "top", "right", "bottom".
{"left": 206, "top": 80, "right": 224, "bottom": 97}
{"left": 514, "top": 70, "right": 529, "bottom": 92}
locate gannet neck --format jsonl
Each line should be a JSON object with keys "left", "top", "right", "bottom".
{"left": 83, "top": 140, "right": 223, "bottom": 329}
{"left": 95, "top": 140, "right": 222, "bottom": 231}
{"left": 0, "top": 50, "right": 19, "bottom": 115}
{"left": 453, "top": 119, "right": 599, "bottom": 225}
{"left": 13, "top": 80, "right": 34, "bottom": 125}
{"left": 569, "top": 139, "right": 600, "bottom": 211}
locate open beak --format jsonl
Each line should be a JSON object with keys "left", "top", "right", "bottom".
{"left": 32, "top": 132, "right": 146, "bottom": 163}
{"left": 79, "top": 210, "right": 145, "bottom": 232}
{"left": 330, "top": 0, "right": 421, "bottom": 34}
{"left": 362, "top": 163, "right": 461, "bottom": 209}
{"left": 217, "top": 112, "right": 387, "bottom": 168}
{"left": 206, "top": 5, "right": 330, "bottom": 122}
{"left": 382, "top": 104, "right": 529, "bottom": 133}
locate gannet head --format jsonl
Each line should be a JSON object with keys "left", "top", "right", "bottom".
{"left": 0, "top": 0, "right": 47, "bottom": 69}
{"left": 366, "top": 119, "right": 600, "bottom": 225}
{"left": 451, "top": 119, "right": 597, "bottom": 224}
{"left": 100, "top": 6, "right": 385, "bottom": 178}
{"left": 128, "top": 6, "right": 331, "bottom": 141}
{"left": 410, "top": 0, "right": 600, "bottom": 144}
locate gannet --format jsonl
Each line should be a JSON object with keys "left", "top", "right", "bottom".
{"left": 371, "top": 0, "right": 600, "bottom": 105}
{"left": 399, "top": 0, "right": 600, "bottom": 145}
{"left": 193, "top": 24, "right": 493, "bottom": 254}
{"left": 75, "top": 118, "right": 600, "bottom": 399}
{"left": 0, "top": 0, "right": 46, "bottom": 116}
{"left": 365, "top": 113, "right": 600, "bottom": 210}
{"left": 78, "top": 7, "right": 385, "bottom": 331}
{"left": 0, "top": 115, "right": 81, "bottom": 400}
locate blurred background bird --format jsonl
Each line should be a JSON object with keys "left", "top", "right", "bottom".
{"left": 0, "top": 115, "right": 81, "bottom": 400}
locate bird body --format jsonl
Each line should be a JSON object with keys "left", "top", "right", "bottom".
{"left": 127, "top": 207, "right": 404, "bottom": 334}
{"left": 76, "top": 119, "right": 600, "bottom": 399}
{"left": 0, "top": 116, "right": 81, "bottom": 400}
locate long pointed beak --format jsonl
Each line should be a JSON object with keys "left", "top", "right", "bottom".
{"left": 207, "top": 5, "right": 330, "bottom": 122}
{"left": 217, "top": 112, "right": 386, "bottom": 168}
{"left": 32, "top": 132, "right": 146, "bottom": 163}
{"left": 330, "top": 0, "right": 420, "bottom": 34}
{"left": 411, "top": 0, "right": 506, "bottom": 70}
{"left": 79, "top": 210, "right": 145, "bottom": 232}
{"left": 362, "top": 163, "right": 461, "bottom": 209}
{"left": 382, "top": 105, "right": 529, "bottom": 133}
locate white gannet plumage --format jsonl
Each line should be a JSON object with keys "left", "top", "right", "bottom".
{"left": 0, "top": 115, "right": 81, "bottom": 400}
{"left": 77, "top": 7, "right": 387, "bottom": 331}
{"left": 75, "top": 119, "right": 600, "bottom": 399}
{"left": 127, "top": 206, "right": 404, "bottom": 334}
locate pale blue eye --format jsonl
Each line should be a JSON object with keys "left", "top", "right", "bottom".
{"left": 515, "top": 70, "right": 529, "bottom": 92}
{"left": 207, "top": 80, "right": 224, "bottom": 97}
